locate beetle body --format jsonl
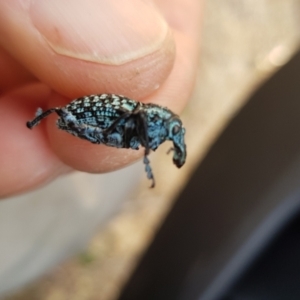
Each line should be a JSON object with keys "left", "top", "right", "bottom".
{"left": 27, "top": 94, "right": 187, "bottom": 187}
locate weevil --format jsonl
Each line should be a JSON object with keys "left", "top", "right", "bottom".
{"left": 26, "top": 94, "right": 186, "bottom": 187}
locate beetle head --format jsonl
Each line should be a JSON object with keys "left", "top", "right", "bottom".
{"left": 167, "top": 116, "right": 187, "bottom": 168}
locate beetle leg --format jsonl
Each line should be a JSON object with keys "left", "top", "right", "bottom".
{"left": 136, "top": 111, "right": 149, "bottom": 153}
{"left": 143, "top": 155, "right": 155, "bottom": 188}
{"left": 135, "top": 111, "right": 155, "bottom": 187}
{"left": 103, "top": 102, "right": 142, "bottom": 136}
{"left": 102, "top": 112, "right": 131, "bottom": 135}
{"left": 123, "top": 117, "right": 136, "bottom": 148}
{"left": 26, "top": 108, "right": 60, "bottom": 129}
{"left": 68, "top": 123, "right": 99, "bottom": 143}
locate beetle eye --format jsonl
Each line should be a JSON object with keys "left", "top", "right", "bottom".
{"left": 172, "top": 125, "right": 180, "bottom": 135}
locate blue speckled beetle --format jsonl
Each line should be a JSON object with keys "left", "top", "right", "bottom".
{"left": 26, "top": 94, "right": 187, "bottom": 187}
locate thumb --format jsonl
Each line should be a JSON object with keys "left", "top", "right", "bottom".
{"left": 0, "top": 0, "right": 175, "bottom": 98}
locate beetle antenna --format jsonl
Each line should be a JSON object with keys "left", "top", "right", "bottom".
{"left": 167, "top": 147, "right": 175, "bottom": 154}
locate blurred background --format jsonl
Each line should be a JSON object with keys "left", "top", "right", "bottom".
{"left": 2, "top": 1, "right": 300, "bottom": 299}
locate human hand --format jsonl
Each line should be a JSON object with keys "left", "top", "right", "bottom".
{"left": 0, "top": 0, "right": 202, "bottom": 198}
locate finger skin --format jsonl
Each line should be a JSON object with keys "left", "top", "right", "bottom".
{"left": 0, "top": 84, "right": 69, "bottom": 198}
{"left": 0, "top": 1, "right": 175, "bottom": 99}
{"left": 0, "top": 46, "right": 36, "bottom": 93}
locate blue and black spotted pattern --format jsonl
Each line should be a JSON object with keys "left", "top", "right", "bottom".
{"left": 26, "top": 94, "right": 187, "bottom": 187}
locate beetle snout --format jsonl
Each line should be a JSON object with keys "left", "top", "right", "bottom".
{"left": 167, "top": 120, "right": 187, "bottom": 168}
{"left": 172, "top": 144, "right": 186, "bottom": 168}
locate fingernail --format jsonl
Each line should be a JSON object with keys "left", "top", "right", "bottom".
{"left": 30, "top": 0, "right": 169, "bottom": 65}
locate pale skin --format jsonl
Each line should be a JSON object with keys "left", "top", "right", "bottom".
{"left": 0, "top": 0, "right": 202, "bottom": 198}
